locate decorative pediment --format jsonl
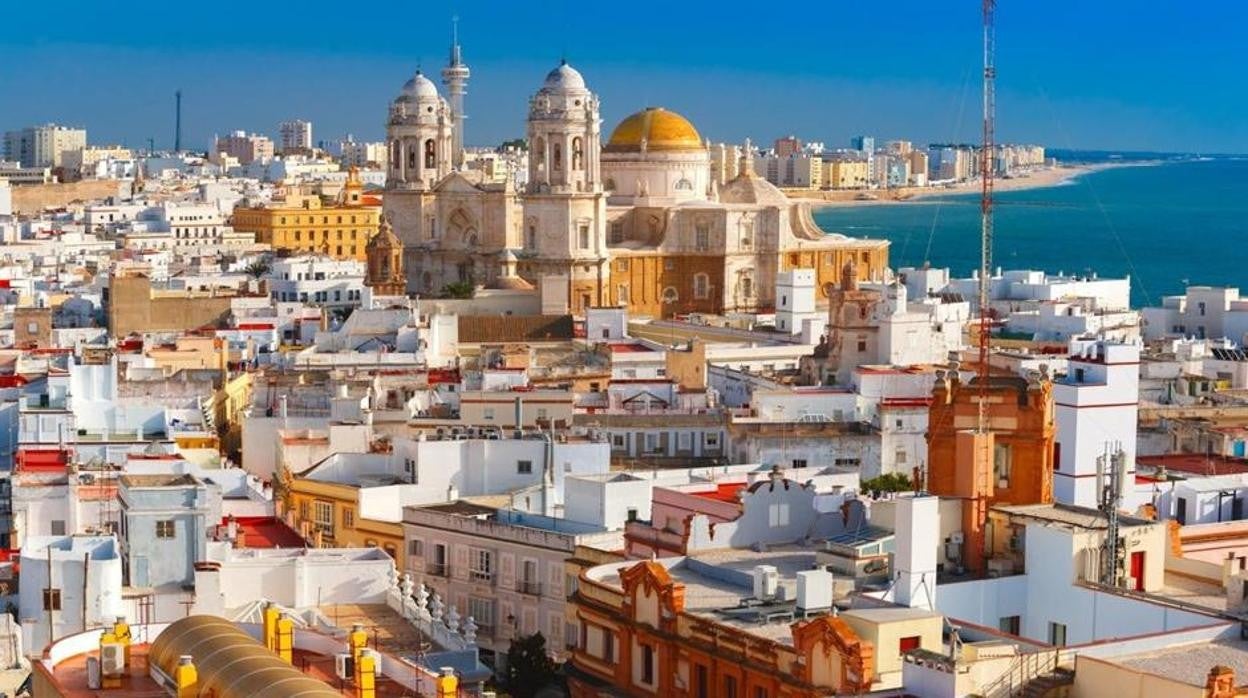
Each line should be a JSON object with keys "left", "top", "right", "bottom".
{"left": 791, "top": 616, "right": 874, "bottom": 693}
{"left": 619, "top": 561, "right": 685, "bottom": 627}
{"left": 434, "top": 172, "right": 484, "bottom": 194}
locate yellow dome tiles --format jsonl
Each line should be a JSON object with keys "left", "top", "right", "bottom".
{"left": 605, "top": 107, "right": 704, "bottom": 152}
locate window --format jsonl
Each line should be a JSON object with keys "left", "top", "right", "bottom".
{"left": 43, "top": 588, "right": 62, "bottom": 611}
{"left": 695, "top": 665, "right": 709, "bottom": 698}
{"left": 156, "top": 520, "right": 176, "bottom": 538}
{"left": 408, "top": 539, "right": 423, "bottom": 557}
{"left": 693, "top": 273, "right": 710, "bottom": 299}
{"left": 753, "top": 688, "right": 768, "bottom": 698}
{"left": 792, "top": 458, "right": 808, "bottom": 468}
{"left": 424, "top": 139, "right": 436, "bottom": 169}
{"left": 470, "top": 548, "right": 494, "bottom": 583}
{"left": 899, "top": 635, "right": 921, "bottom": 653}
{"left": 741, "top": 275, "right": 753, "bottom": 298}
{"left": 768, "top": 503, "right": 791, "bottom": 527}
{"left": 611, "top": 221, "right": 624, "bottom": 243}
{"left": 343, "top": 508, "right": 355, "bottom": 530}
{"left": 1176, "top": 497, "right": 1188, "bottom": 525}
{"left": 536, "top": 408, "right": 549, "bottom": 421}
{"left": 618, "top": 284, "right": 629, "bottom": 304}
{"left": 723, "top": 676, "right": 738, "bottom": 698}
{"left": 483, "top": 407, "right": 495, "bottom": 420}
{"left": 50, "top": 520, "right": 66, "bottom": 536}
{"left": 626, "top": 507, "right": 639, "bottom": 522}
{"left": 641, "top": 644, "right": 655, "bottom": 684}
{"left": 994, "top": 443, "right": 1013, "bottom": 485}
{"left": 999, "top": 615, "right": 1021, "bottom": 635}
{"left": 518, "top": 459, "right": 533, "bottom": 474}
{"left": 578, "top": 224, "right": 590, "bottom": 249}
{"left": 383, "top": 543, "right": 397, "bottom": 558}
{"left": 1048, "top": 621, "right": 1067, "bottom": 647}
{"left": 857, "top": 337, "right": 868, "bottom": 352}
{"left": 602, "top": 628, "right": 615, "bottom": 662}
{"left": 612, "top": 434, "right": 625, "bottom": 448}
{"left": 692, "top": 219, "right": 712, "bottom": 250}
{"left": 705, "top": 433, "right": 720, "bottom": 448}
{"left": 468, "top": 596, "right": 495, "bottom": 633}
{"left": 572, "top": 137, "right": 584, "bottom": 170}
{"left": 312, "top": 500, "right": 334, "bottom": 532}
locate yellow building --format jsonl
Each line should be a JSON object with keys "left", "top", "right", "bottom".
{"left": 232, "top": 168, "right": 381, "bottom": 260}
{"left": 826, "top": 158, "right": 870, "bottom": 189}
{"left": 280, "top": 459, "right": 405, "bottom": 558}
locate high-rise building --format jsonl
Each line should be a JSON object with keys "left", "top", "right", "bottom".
{"left": 441, "top": 18, "right": 470, "bottom": 169}
{"left": 774, "top": 135, "right": 802, "bottom": 158}
{"left": 3, "top": 124, "right": 87, "bottom": 168}
{"left": 214, "top": 131, "right": 274, "bottom": 165}
{"left": 850, "top": 136, "right": 875, "bottom": 183}
{"left": 278, "top": 119, "right": 313, "bottom": 152}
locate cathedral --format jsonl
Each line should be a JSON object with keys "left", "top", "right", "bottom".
{"left": 382, "top": 39, "right": 890, "bottom": 317}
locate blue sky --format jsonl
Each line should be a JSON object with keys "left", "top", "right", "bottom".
{"left": 2, "top": 1, "right": 1244, "bottom": 153}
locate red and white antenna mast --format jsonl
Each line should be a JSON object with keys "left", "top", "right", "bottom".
{"left": 977, "top": 0, "right": 997, "bottom": 433}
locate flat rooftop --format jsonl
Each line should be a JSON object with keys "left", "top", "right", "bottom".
{"left": 1116, "top": 638, "right": 1248, "bottom": 688}
{"left": 993, "top": 502, "right": 1155, "bottom": 530}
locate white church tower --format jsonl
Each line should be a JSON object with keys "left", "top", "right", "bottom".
{"left": 1053, "top": 340, "right": 1142, "bottom": 509}
{"left": 441, "top": 17, "right": 470, "bottom": 169}
{"left": 521, "top": 61, "right": 609, "bottom": 314}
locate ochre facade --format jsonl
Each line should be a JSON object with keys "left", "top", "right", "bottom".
{"left": 233, "top": 169, "right": 380, "bottom": 260}
{"left": 568, "top": 560, "right": 875, "bottom": 698}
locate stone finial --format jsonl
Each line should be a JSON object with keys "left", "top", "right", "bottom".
{"left": 400, "top": 573, "right": 415, "bottom": 598}
{"left": 463, "top": 616, "right": 478, "bottom": 644}
{"left": 445, "top": 605, "right": 461, "bottom": 634}
{"left": 416, "top": 584, "right": 431, "bottom": 615}
{"left": 430, "top": 593, "right": 445, "bottom": 624}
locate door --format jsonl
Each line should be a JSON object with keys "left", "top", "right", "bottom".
{"left": 133, "top": 555, "right": 150, "bottom": 587}
{"left": 1130, "top": 551, "right": 1145, "bottom": 591}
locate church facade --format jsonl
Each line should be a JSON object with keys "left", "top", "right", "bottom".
{"left": 382, "top": 46, "right": 889, "bottom": 317}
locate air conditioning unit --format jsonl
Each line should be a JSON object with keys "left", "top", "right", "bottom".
{"left": 100, "top": 643, "right": 125, "bottom": 676}
{"left": 334, "top": 653, "right": 352, "bottom": 680}
{"left": 752, "top": 565, "right": 779, "bottom": 600}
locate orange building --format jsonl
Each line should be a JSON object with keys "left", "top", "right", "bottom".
{"left": 925, "top": 370, "right": 1055, "bottom": 574}
{"left": 567, "top": 559, "right": 878, "bottom": 697}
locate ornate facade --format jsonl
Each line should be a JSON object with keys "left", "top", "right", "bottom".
{"left": 384, "top": 48, "right": 888, "bottom": 316}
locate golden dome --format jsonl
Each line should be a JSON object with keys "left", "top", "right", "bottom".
{"left": 605, "top": 107, "right": 704, "bottom": 153}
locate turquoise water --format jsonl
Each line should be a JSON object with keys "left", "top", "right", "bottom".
{"left": 812, "top": 159, "right": 1248, "bottom": 307}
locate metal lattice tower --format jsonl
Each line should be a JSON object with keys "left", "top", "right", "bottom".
{"left": 976, "top": 0, "right": 997, "bottom": 433}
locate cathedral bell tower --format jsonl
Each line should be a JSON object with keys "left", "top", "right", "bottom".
{"left": 521, "top": 60, "right": 609, "bottom": 314}
{"left": 386, "top": 71, "right": 454, "bottom": 191}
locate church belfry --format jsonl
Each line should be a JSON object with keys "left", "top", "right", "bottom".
{"left": 386, "top": 71, "right": 453, "bottom": 190}
{"left": 526, "top": 60, "right": 601, "bottom": 195}
{"left": 365, "top": 214, "right": 407, "bottom": 296}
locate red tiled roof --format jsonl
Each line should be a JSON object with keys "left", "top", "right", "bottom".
{"left": 15, "top": 448, "right": 71, "bottom": 473}
{"left": 692, "top": 482, "right": 748, "bottom": 503}
{"left": 1138, "top": 454, "right": 1248, "bottom": 476}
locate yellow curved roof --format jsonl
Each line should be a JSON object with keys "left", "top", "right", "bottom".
{"left": 605, "top": 107, "right": 704, "bottom": 152}
{"left": 150, "top": 615, "right": 341, "bottom": 698}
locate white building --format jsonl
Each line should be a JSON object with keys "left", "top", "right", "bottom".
{"left": 19, "top": 536, "right": 123, "bottom": 656}
{"left": 3, "top": 124, "right": 87, "bottom": 168}
{"left": 267, "top": 255, "right": 366, "bottom": 309}
{"left": 904, "top": 267, "right": 1132, "bottom": 313}
{"left": 1053, "top": 341, "right": 1142, "bottom": 509}
{"left": 278, "top": 119, "right": 313, "bottom": 152}
{"left": 1143, "top": 285, "right": 1248, "bottom": 343}
{"left": 775, "top": 269, "right": 821, "bottom": 336}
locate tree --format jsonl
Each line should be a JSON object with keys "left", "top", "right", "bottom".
{"left": 440, "top": 281, "right": 474, "bottom": 299}
{"left": 504, "top": 632, "right": 556, "bottom": 698}
{"left": 861, "top": 472, "right": 912, "bottom": 494}
{"left": 244, "top": 260, "right": 272, "bottom": 279}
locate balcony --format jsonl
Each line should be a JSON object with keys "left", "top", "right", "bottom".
{"left": 426, "top": 562, "right": 450, "bottom": 577}
{"left": 468, "top": 569, "right": 495, "bottom": 585}
{"left": 516, "top": 580, "right": 543, "bottom": 596}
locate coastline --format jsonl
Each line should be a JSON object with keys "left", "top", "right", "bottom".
{"left": 791, "top": 161, "right": 1140, "bottom": 209}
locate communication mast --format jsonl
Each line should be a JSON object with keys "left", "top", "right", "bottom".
{"left": 976, "top": 0, "right": 996, "bottom": 433}
{"left": 1097, "top": 445, "right": 1127, "bottom": 587}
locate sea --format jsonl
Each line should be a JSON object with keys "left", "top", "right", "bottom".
{"left": 811, "top": 156, "right": 1248, "bottom": 308}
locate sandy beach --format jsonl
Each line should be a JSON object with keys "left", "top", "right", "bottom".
{"left": 789, "top": 162, "right": 1129, "bottom": 209}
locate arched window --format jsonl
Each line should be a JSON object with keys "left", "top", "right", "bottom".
{"left": 534, "top": 137, "right": 546, "bottom": 167}
{"left": 407, "top": 144, "right": 417, "bottom": 170}
{"left": 675, "top": 178, "right": 693, "bottom": 191}
{"left": 422, "top": 272, "right": 433, "bottom": 291}
{"left": 391, "top": 141, "right": 401, "bottom": 170}
{"left": 424, "top": 139, "right": 436, "bottom": 169}
{"left": 695, "top": 220, "right": 710, "bottom": 250}
{"left": 661, "top": 287, "right": 679, "bottom": 303}
{"left": 527, "top": 224, "right": 536, "bottom": 249}
{"left": 553, "top": 143, "right": 563, "bottom": 171}
{"left": 572, "top": 137, "right": 584, "bottom": 170}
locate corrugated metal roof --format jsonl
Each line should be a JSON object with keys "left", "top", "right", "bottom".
{"left": 149, "top": 615, "right": 340, "bottom": 698}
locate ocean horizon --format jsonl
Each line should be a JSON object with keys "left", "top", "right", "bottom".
{"left": 813, "top": 158, "right": 1248, "bottom": 307}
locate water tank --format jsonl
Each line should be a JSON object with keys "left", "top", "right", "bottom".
{"left": 795, "top": 569, "right": 834, "bottom": 612}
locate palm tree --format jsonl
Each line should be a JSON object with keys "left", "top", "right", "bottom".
{"left": 244, "top": 260, "right": 272, "bottom": 279}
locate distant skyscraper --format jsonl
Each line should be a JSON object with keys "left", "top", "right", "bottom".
{"left": 3, "top": 124, "right": 86, "bottom": 168}
{"left": 774, "top": 135, "right": 802, "bottom": 158}
{"left": 278, "top": 119, "right": 313, "bottom": 152}
{"left": 441, "top": 17, "right": 470, "bottom": 169}
{"left": 850, "top": 136, "right": 875, "bottom": 184}
{"left": 215, "top": 131, "right": 274, "bottom": 165}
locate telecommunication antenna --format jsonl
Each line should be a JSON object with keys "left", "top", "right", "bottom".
{"left": 174, "top": 90, "right": 183, "bottom": 153}
{"left": 1097, "top": 444, "right": 1127, "bottom": 586}
{"left": 976, "top": 0, "right": 996, "bottom": 434}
